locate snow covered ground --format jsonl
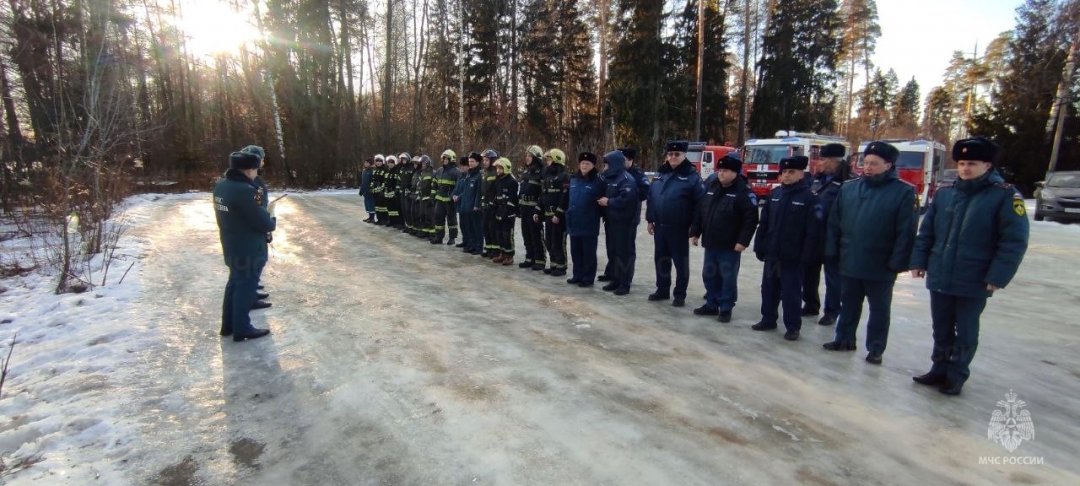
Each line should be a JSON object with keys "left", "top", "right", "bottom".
{"left": 1, "top": 192, "right": 1078, "bottom": 485}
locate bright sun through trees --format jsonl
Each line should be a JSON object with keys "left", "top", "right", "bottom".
{"left": 170, "top": 0, "right": 261, "bottom": 59}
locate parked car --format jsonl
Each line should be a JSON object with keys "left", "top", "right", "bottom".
{"left": 1035, "top": 171, "right": 1080, "bottom": 222}
{"left": 936, "top": 169, "right": 958, "bottom": 189}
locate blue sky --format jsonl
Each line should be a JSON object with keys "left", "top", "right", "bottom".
{"left": 873, "top": 0, "right": 1020, "bottom": 95}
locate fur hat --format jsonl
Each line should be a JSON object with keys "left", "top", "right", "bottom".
{"left": 578, "top": 152, "right": 598, "bottom": 164}
{"left": 779, "top": 155, "right": 809, "bottom": 171}
{"left": 240, "top": 145, "right": 265, "bottom": 161}
{"left": 666, "top": 140, "right": 689, "bottom": 152}
{"left": 952, "top": 136, "right": 998, "bottom": 163}
{"left": 229, "top": 151, "right": 261, "bottom": 170}
{"left": 863, "top": 141, "right": 899, "bottom": 164}
{"left": 618, "top": 147, "right": 637, "bottom": 160}
{"left": 820, "top": 143, "right": 846, "bottom": 159}
{"left": 717, "top": 152, "right": 742, "bottom": 173}
{"left": 468, "top": 151, "right": 483, "bottom": 163}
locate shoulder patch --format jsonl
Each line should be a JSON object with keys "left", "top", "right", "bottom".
{"left": 254, "top": 187, "right": 264, "bottom": 206}
{"left": 1013, "top": 198, "right": 1026, "bottom": 216}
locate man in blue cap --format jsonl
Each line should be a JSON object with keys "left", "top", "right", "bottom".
{"left": 910, "top": 136, "right": 1029, "bottom": 395}
{"left": 213, "top": 151, "right": 276, "bottom": 341}
{"left": 645, "top": 141, "right": 705, "bottom": 307}
{"left": 823, "top": 141, "right": 917, "bottom": 364}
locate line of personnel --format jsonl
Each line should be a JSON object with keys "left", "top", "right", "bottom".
{"left": 356, "top": 137, "right": 1029, "bottom": 396}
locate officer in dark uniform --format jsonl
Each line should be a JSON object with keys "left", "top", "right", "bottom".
{"left": 213, "top": 151, "right": 275, "bottom": 342}
{"left": 400, "top": 155, "right": 418, "bottom": 234}
{"left": 565, "top": 152, "right": 603, "bottom": 286}
{"left": 518, "top": 145, "right": 547, "bottom": 270}
{"left": 689, "top": 153, "right": 759, "bottom": 323}
{"left": 481, "top": 149, "right": 500, "bottom": 257}
{"left": 433, "top": 150, "right": 461, "bottom": 245}
{"left": 804, "top": 143, "right": 851, "bottom": 325}
{"left": 359, "top": 158, "right": 376, "bottom": 223}
{"left": 600, "top": 147, "right": 651, "bottom": 283}
{"left": 372, "top": 154, "right": 387, "bottom": 224}
{"left": 753, "top": 156, "right": 820, "bottom": 341}
{"left": 239, "top": 144, "right": 272, "bottom": 309}
{"left": 451, "top": 155, "right": 472, "bottom": 248}
{"left": 539, "top": 148, "right": 570, "bottom": 276}
{"left": 598, "top": 150, "right": 639, "bottom": 295}
{"left": 646, "top": 141, "right": 705, "bottom": 307}
{"left": 822, "top": 141, "right": 916, "bottom": 364}
{"left": 910, "top": 137, "right": 1029, "bottom": 395}
{"left": 455, "top": 152, "right": 485, "bottom": 254}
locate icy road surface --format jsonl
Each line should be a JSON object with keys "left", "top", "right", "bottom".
{"left": 7, "top": 192, "right": 1080, "bottom": 485}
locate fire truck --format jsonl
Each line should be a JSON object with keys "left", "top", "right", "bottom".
{"left": 741, "top": 131, "right": 850, "bottom": 199}
{"left": 852, "top": 139, "right": 947, "bottom": 211}
{"left": 685, "top": 142, "right": 739, "bottom": 180}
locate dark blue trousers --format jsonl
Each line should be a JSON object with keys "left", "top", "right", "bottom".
{"left": 834, "top": 277, "right": 895, "bottom": 354}
{"left": 363, "top": 194, "right": 375, "bottom": 215}
{"left": 928, "top": 291, "right": 987, "bottom": 386}
{"left": 760, "top": 260, "right": 804, "bottom": 331}
{"left": 653, "top": 224, "right": 690, "bottom": 299}
{"left": 606, "top": 222, "right": 637, "bottom": 291}
{"left": 222, "top": 259, "right": 265, "bottom": 335}
{"left": 460, "top": 211, "right": 483, "bottom": 252}
{"left": 703, "top": 248, "right": 742, "bottom": 312}
{"left": 569, "top": 235, "right": 598, "bottom": 283}
{"left": 804, "top": 259, "right": 842, "bottom": 315}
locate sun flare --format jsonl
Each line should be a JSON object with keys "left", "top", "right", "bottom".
{"left": 172, "top": 0, "right": 261, "bottom": 59}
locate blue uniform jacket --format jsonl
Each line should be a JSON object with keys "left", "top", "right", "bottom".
{"left": 825, "top": 166, "right": 917, "bottom": 281}
{"left": 910, "top": 171, "right": 1029, "bottom": 298}
{"left": 213, "top": 169, "right": 277, "bottom": 266}
{"left": 565, "top": 171, "right": 603, "bottom": 236}
{"left": 599, "top": 163, "right": 638, "bottom": 224}
{"left": 455, "top": 167, "right": 483, "bottom": 213}
{"left": 754, "top": 178, "right": 820, "bottom": 263}
{"left": 359, "top": 168, "right": 373, "bottom": 196}
{"left": 646, "top": 160, "right": 705, "bottom": 229}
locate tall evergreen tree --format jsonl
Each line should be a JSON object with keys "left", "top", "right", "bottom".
{"left": 671, "top": 0, "right": 732, "bottom": 143}
{"left": 748, "top": 0, "right": 841, "bottom": 137}
{"left": 891, "top": 77, "right": 920, "bottom": 138}
{"left": 835, "top": 0, "right": 880, "bottom": 135}
{"left": 608, "top": 0, "right": 665, "bottom": 160}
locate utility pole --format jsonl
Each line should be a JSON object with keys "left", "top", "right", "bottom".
{"left": 694, "top": 0, "right": 706, "bottom": 141}
{"left": 1048, "top": 23, "right": 1080, "bottom": 174}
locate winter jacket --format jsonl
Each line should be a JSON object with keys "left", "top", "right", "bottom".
{"left": 753, "top": 178, "right": 820, "bottom": 263}
{"left": 371, "top": 165, "right": 386, "bottom": 195}
{"left": 417, "top": 166, "right": 435, "bottom": 201}
{"left": 482, "top": 167, "right": 498, "bottom": 211}
{"left": 808, "top": 171, "right": 845, "bottom": 260}
{"left": 493, "top": 174, "right": 519, "bottom": 222}
{"left": 518, "top": 159, "right": 545, "bottom": 215}
{"left": 910, "top": 170, "right": 1029, "bottom": 298}
{"left": 383, "top": 165, "right": 399, "bottom": 198}
{"left": 690, "top": 175, "right": 759, "bottom": 250}
{"left": 628, "top": 165, "right": 650, "bottom": 202}
{"left": 825, "top": 165, "right": 917, "bottom": 281}
{"left": 213, "top": 169, "right": 277, "bottom": 266}
{"left": 540, "top": 163, "right": 570, "bottom": 219}
{"left": 455, "top": 167, "right": 483, "bottom": 213}
{"left": 599, "top": 162, "right": 639, "bottom": 224}
{"left": 398, "top": 165, "right": 414, "bottom": 198}
{"left": 435, "top": 164, "right": 461, "bottom": 203}
{"left": 646, "top": 160, "right": 705, "bottom": 229}
{"left": 359, "top": 168, "right": 373, "bottom": 196}
{"left": 565, "top": 171, "right": 603, "bottom": 236}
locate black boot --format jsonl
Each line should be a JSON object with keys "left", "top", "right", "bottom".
{"left": 751, "top": 321, "right": 777, "bottom": 331}
{"left": 597, "top": 275, "right": 611, "bottom": 282}
{"left": 818, "top": 313, "right": 837, "bottom": 326}
{"left": 938, "top": 381, "right": 963, "bottom": 396}
{"left": 550, "top": 268, "right": 566, "bottom": 277}
{"left": 717, "top": 310, "right": 732, "bottom": 323}
{"left": 913, "top": 372, "right": 947, "bottom": 386}
{"left": 234, "top": 328, "right": 270, "bottom": 342}
{"left": 822, "top": 340, "right": 856, "bottom": 351}
{"left": 647, "top": 292, "right": 670, "bottom": 302}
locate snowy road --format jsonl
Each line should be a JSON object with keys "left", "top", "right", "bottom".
{"left": 4, "top": 191, "right": 1080, "bottom": 485}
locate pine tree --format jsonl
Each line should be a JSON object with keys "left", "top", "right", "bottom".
{"left": 671, "top": 0, "right": 732, "bottom": 143}
{"left": 923, "top": 86, "right": 953, "bottom": 144}
{"left": 608, "top": 0, "right": 665, "bottom": 160}
{"left": 748, "top": 0, "right": 841, "bottom": 137}
{"left": 891, "top": 77, "right": 920, "bottom": 138}
{"left": 835, "top": 0, "right": 880, "bottom": 135}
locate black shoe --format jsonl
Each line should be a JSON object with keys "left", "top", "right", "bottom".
{"left": 455, "top": 242, "right": 465, "bottom": 248}
{"left": 567, "top": 278, "right": 582, "bottom": 284}
{"left": 597, "top": 275, "right": 611, "bottom": 282}
{"left": 717, "top": 311, "right": 732, "bottom": 323}
{"left": 518, "top": 261, "right": 533, "bottom": 268}
{"left": 913, "top": 372, "right": 947, "bottom": 386}
{"left": 577, "top": 281, "right": 594, "bottom": 288}
{"left": 256, "top": 292, "right": 270, "bottom": 300}
{"left": 818, "top": 313, "right": 837, "bottom": 326}
{"left": 257, "top": 285, "right": 265, "bottom": 290}
{"left": 550, "top": 269, "right": 566, "bottom": 277}
{"left": 751, "top": 321, "right": 777, "bottom": 331}
{"left": 671, "top": 298, "right": 685, "bottom": 307}
{"left": 251, "top": 300, "right": 272, "bottom": 310}
{"left": 783, "top": 330, "right": 800, "bottom": 341}
{"left": 532, "top": 263, "right": 546, "bottom": 271}
{"left": 865, "top": 352, "right": 883, "bottom": 365}
{"left": 647, "top": 292, "right": 670, "bottom": 302}
{"left": 544, "top": 268, "right": 553, "bottom": 274}
{"left": 938, "top": 382, "right": 963, "bottom": 396}
{"left": 219, "top": 328, "right": 232, "bottom": 337}
{"left": 613, "top": 287, "right": 630, "bottom": 296}
{"left": 801, "top": 308, "right": 819, "bottom": 317}
{"left": 822, "top": 340, "right": 856, "bottom": 351}
{"left": 602, "top": 283, "right": 619, "bottom": 291}
{"left": 233, "top": 328, "right": 270, "bottom": 342}
{"left": 363, "top": 217, "right": 374, "bottom": 223}
{"left": 447, "top": 239, "right": 456, "bottom": 246}
{"left": 693, "top": 305, "right": 719, "bottom": 316}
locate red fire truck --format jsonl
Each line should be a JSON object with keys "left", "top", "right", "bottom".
{"left": 686, "top": 142, "right": 739, "bottom": 180}
{"left": 741, "top": 131, "right": 850, "bottom": 199}
{"left": 853, "top": 139, "right": 947, "bottom": 211}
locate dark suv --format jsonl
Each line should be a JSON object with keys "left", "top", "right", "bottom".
{"left": 1035, "top": 171, "right": 1080, "bottom": 222}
